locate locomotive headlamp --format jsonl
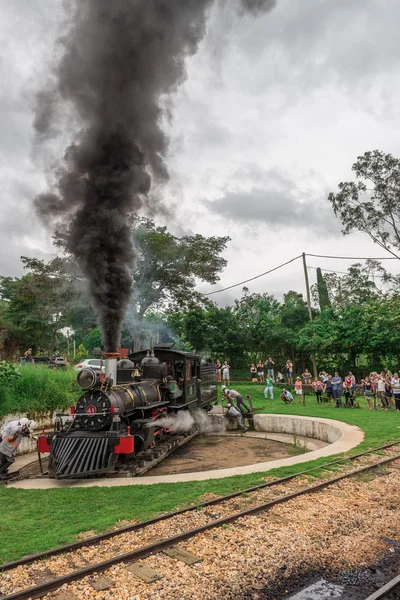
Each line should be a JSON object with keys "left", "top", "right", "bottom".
{"left": 77, "top": 367, "right": 98, "bottom": 390}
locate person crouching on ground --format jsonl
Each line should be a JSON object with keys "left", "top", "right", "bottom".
{"left": 226, "top": 403, "right": 248, "bottom": 432}
{"left": 0, "top": 419, "right": 36, "bottom": 475}
{"left": 311, "top": 377, "right": 324, "bottom": 404}
{"left": 222, "top": 386, "right": 251, "bottom": 413}
{"left": 294, "top": 377, "right": 303, "bottom": 403}
{"left": 264, "top": 375, "right": 274, "bottom": 400}
{"left": 280, "top": 388, "right": 293, "bottom": 404}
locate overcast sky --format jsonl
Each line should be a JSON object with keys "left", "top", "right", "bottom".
{"left": 1, "top": 0, "right": 399, "bottom": 306}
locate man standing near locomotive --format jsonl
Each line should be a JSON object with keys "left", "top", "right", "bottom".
{"left": 222, "top": 386, "right": 251, "bottom": 413}
{"left": 225, "top": 403, "right": 248, "bottom": 432}
{"left": 0, "top": 419, "right": 36, "bottom": 476}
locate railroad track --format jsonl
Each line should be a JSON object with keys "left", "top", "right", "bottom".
{"left": 2, "top": 441, "right": 400, "bottom": 600}
{"left": 364, "top": 573, "right": 400, "bottom": 600}
{"left": 2, "top": 426, "right": 200, "bottom": 485}
{"left": 110, "top": 425, "right": 200, "bottom": 477}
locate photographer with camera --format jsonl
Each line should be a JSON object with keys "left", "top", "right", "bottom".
{"left": 0, "top": 418, "right": 36, "bottom": 476}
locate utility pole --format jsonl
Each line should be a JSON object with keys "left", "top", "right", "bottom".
{"left": 302, "top": 252, "right": 318, "bottom": 378}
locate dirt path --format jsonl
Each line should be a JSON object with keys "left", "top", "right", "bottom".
{"left": 149, "top": 434, "right": 305, "bottom": 475}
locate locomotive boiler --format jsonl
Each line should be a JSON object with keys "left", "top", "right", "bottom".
{"left": 38, "top": 346, "right": 217, "bottom": 478}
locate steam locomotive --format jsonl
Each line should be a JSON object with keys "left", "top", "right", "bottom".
{"left": 38, "top": 345, "right": 217, "bottom": 478}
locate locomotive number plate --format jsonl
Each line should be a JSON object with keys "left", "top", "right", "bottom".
{"left": 86, "top": 405, "right": 97, "bottom": 415}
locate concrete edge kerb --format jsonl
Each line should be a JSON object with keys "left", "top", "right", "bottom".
{"left": 10, "top": 415, "right": 364, "bottom": 490}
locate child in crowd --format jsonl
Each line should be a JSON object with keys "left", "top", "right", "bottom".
{"left": 344, "top": 374, "right": 354, "bottom": 407}
{"left": 311, "top": 377, "right": 324, "bottom": 404}
{"left": 295, "top": 377, "right": 303, "bottom": 403}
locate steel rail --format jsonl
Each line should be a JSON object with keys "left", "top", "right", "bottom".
{"left": 363, "top": 573, "right": 400, "bottom": 599}
{"left": 2, "top": 440, "right": 400, "bottom": 573}
{"left": 2, "top": 452, "right": 400, "bottom": 600}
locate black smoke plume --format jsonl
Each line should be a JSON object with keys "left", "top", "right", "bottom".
{"left": 238, "top": 0, "right": 276, "bottom": 15}
{"left": 34, "top": 0, "right": 276, "bottom": 352}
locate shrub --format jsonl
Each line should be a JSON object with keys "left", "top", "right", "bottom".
{"left": 0, "top": 361, "right": 21, "bottom": 386}
{"left": 0, "top": 365, "right": 81, "bottom": 420}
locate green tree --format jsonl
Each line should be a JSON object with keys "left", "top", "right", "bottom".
{"left": 0, "top": 257, "right": 76, "bottom": 356}
{"left": 127, "top": 218, "right": 230, "bottom": 350}
{"left": 81, "top": 327, "right": 102, "bottom": 353}
{"left": 233, "top": 289, "right": 281, "bottom": 361}
{"left": 328, "top": 150, "right": 400, "bottom": 258}
{"left": 76, "top": 344, "right": 89, "bottom": 361}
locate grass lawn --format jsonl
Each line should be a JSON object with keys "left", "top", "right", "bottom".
{"left": 1, "top": 383, "right": 400, "bottom": 564}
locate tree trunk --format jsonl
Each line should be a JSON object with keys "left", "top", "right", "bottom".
{"left": 50, "top": 328, "right": 58, "bottom": 356}
{"left": 311, "top": 352, "right": 318, "bottom": 378}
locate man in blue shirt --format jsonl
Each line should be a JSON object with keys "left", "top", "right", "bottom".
{"left": 280, "top": 388, "right": 294, "bottom": 404}
{"left": 332, "top": 372, "right": 342, "bottom": 408}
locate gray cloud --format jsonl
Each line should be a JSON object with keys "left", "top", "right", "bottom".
{"left": 204, "top": 170, "right": 341, "bottom": 234}
{"left": 204, "top": 0, "right": 400, "bottom": 111}
{"left": 0, "top": 0, "right": 399, "bottom": 300}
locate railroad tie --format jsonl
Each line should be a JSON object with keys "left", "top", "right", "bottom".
{"left": 88, "top": 575, "right": 114, "bottom": 591}
{"left": 126, "top": 562, "right": 162, "bottom": 583}
{"left": 33, "top": 568, "right": 56, "bottom": 584}
{"left": 163, "top": 546, "right": 202, "bottom": 565}
{"left": 51, "top": 592, "right": 78, "bottom": 600}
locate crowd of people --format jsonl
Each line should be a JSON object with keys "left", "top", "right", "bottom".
{"left": 217, "top": 358, "right": 400, "bottom": 412}
{"left": 261, "top": 367, "right": 400, "bottom": 410}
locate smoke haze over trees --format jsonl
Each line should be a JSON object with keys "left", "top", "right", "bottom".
{"left": 0, "top": 248, "right": 399, "bottom": 377}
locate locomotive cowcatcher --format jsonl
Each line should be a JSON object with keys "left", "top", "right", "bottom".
{"left": 37, "top": 345, "right": 217, "bottom": 478}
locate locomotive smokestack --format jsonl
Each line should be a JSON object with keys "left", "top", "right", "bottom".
{"left": 103, "top": 352, "right": 119, "bottom": 386}
{"left": 33, "top": 0, "right": 277, "bottom": 352}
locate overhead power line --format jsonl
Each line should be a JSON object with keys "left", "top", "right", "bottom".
{"left": 307, "top": 265, "right": 389, "bottom": 279}
{"left": 306, "top": 253, "right": 398, "bottom": 260}
{"left": 204, "top": 252, "right": 399, "bottom": 296}
{"left": 308, "top": 265, "right": 348, "bottom": 275}
{"left": 204, "top": 254, "right": 302, "bottom": 296}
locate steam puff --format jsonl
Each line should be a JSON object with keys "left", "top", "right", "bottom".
{"left": 155, "top": 408, "right": 226, "bottom": 434}
{"left": 34, "top": 0, "right": 277, "bottom": 351}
